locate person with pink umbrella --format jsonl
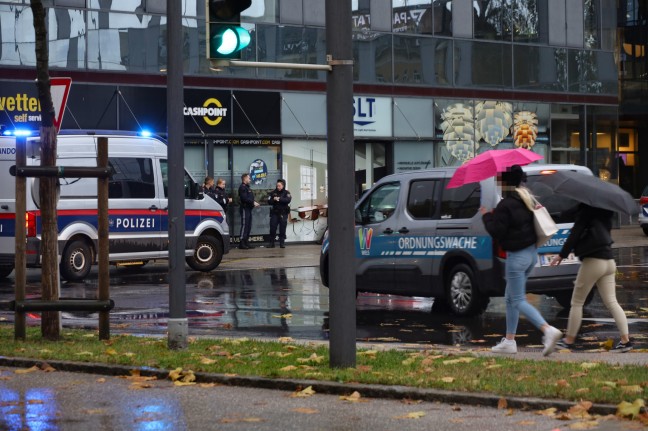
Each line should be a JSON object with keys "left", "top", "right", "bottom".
{"left": 479, "top": 165, "right": 562, "bottom": 356}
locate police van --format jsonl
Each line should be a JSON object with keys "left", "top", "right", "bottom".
{"left": 0, "top": 131, "right": 230, "bottom": 282}
{"left": 320, "top": 164, "right": 592, "bottom": 316}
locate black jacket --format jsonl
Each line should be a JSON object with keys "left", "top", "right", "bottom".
{"left": 267, "top": 188, "right": 292, "bottom": 215}
{"left": 482, "top": 190, "right": 537, "bottom": 251}
{"left": 559, "top": 205, "right": 614, "bottom": 260}
{"left": 238, "top": 183, "right": 255, "bottom": 209}
{"left": 213, "top": 186, "right": 229, "bottom": 211}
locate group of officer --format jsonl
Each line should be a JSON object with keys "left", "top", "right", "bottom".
{"left": 203, "top": 174, "right": 292, "bottom": 249}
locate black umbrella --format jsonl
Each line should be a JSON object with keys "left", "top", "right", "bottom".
{"left": 534, "top": 170, "right": 639, "bottom": 216}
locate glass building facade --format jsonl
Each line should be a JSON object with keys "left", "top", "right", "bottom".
{"left": 0, "top": 0, "right": 633, "bottom": 243}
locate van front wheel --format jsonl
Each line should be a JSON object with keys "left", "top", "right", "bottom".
{"left": 60, "top": 239, "right": 93, "bottom": 281}
{"left": 445, "top": 263, "right": 489, "bottom": 317}
{"left": 186, "top": 235, "right": 223, "bottom": 272}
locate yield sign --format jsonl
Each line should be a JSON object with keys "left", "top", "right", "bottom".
{"left": 50, "top": 77, "right": 72, "bottom": 133}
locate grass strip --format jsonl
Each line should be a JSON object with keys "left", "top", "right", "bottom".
{"left": 0, "top": 325, "right": 646, "bottom": 405}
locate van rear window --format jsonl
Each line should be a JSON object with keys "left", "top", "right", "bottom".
{"left": 440, "top": 181, "right": 480, "bottom": 219}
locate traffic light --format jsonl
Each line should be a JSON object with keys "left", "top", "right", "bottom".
{"left": 207, "top": 0, "right": 252, "bottom": 60}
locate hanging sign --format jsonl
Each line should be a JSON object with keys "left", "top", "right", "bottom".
{"left": 249, "top": 159, "right": 268, "bottom": 185}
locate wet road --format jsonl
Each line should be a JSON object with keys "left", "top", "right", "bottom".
{"left": 0, "top": 246, "right": 647, "bottom": 350}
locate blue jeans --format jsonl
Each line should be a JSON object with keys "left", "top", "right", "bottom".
{"left": 504, "top": 244, "right": 547, "bottom": 334}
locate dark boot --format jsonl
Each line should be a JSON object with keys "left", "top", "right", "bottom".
{"left": 268, "top": 242, "right": 275, "bottom": 248}
{"left": 279, "top": 241, "right": 285, "bottom": 249}
{"left": 238, "top": 241, "right": 247, "bottom": 249}
{"left": 245, "top": 240, "right": 255, "bottom": 249}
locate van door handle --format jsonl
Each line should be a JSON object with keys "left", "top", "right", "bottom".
{"left": 149, "top": 205, "right": 158, "bottom": 212}
{"left": 383, "top": 228, "right": 394, "bottom": 234}
{"left": 398, "top": 227, "right": 410, "bottom": 234}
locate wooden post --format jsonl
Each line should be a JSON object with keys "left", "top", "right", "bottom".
{"left": 97, "top": 137, "right": 110, "bottom": 340}
{"left": 14, "top": 135, "right": 27, "bottom": 340}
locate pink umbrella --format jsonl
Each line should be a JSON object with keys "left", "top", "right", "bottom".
{"left": 446, "top": 148, "right": 543, "bottom": 189}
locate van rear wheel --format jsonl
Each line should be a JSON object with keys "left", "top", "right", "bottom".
{"left": 186, "top": 235, "right": 223, "bottom": 272}
{"left": 60, "top": 239, "right": 93, "bottom": 281}
{"left": 445, "top": 263, "right": 489, "bottom": 317}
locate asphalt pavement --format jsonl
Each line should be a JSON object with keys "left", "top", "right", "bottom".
{"left": 0, "top": 225, "right": 646, "bottom": 430}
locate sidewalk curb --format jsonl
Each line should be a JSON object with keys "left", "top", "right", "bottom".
{"left": 0, "top": 355, "right": 619, "bottom": 416}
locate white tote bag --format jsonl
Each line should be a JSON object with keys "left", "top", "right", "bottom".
{"left": 516, "top": 188, "right": 558, "bottom": 248}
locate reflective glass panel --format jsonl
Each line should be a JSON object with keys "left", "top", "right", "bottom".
{"left": 512, "top": 0, "right": 544, "bottom": 43}
{"left": 474, "top": 0, "right": 512, "bottom": 40}
{"left": 391, "top": 0, "right": 433, "bottom": 34}
{"left": 568, "top": 49, "right": 607, "bottom": 93}
{"left": 514, "top": 45, "right": 568, "bottom": 92}
{"left": 353, "top": 33, "right": 392, "bottom": 83}
{"left": 454, "top": 40, "right": 512, "bottom": 88}
{"left": 583, "top": 0, "right": 600, "bottom": 48}
{"left": 393, "top": 34, "right": 451, "bottom": 86}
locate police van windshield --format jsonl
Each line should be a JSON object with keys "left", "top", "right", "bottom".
{"left": 526, "top": 176, "right": 581, "bottom": 223}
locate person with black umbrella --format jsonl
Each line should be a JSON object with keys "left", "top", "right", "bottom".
{"left": 550, "top": 204, "right": 633, "bottom": 352}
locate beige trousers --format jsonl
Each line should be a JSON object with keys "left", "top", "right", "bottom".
{"left": 567, "top": 257, "right": 629, "bottom": 338}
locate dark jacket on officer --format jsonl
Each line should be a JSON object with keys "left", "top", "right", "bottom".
{"left": 482, "top": 190, "right": 537, "bottom": 251}
{"left": 238, "top": 182, "right": 255, "bottom": 209}
{"left": 268, "top": 187, "right": 292, "bottom": 215}
{"left": 214, "top": 186, "right": 229, "bottom": 211}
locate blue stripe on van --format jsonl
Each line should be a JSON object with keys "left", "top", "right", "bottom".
{"left": 356, "top": 233, "right": 493, "bottom": 259}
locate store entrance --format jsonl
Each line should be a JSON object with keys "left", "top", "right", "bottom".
{"left": 354, "top": 141, "right": 392, "bottom": 200}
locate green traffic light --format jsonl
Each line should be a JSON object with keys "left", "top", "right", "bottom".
{"left": 212, "top": 25, "right": 250, "bottom": 57}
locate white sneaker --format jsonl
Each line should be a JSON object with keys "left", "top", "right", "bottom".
{"left": 491, "top": 338, "right": 517, "bottom": 354}
{"left": 542, "top": 326, "right": 562, "bottom": 356}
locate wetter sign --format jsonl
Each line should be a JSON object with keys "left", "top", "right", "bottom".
{"left": 207, "top": 0, "right": 252, "bottom": 60}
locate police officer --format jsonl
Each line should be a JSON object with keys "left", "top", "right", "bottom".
{"left": 238, "top": 173, "right": 259, "bottom": 249}
{"left": 267, "top": 179, "right": 291, "bottom": 248}
{"left": 214, "top": 178, "right": 232, "bottom": 212}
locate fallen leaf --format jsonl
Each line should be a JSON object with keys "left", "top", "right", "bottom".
{"left": 580, "top": 362, "right": 599, "bottom": 370}
{"left": 168, "top": 368, "right": 195, "bottom": 385}
{"left": 278, "top": 337, "right": 295, "bottom": 343}
{"left": 442, "top": 357, "right": 475, "bottom": 365}
{"left": 556, "top": 379, "right": 570, "bottom": 388}
{"left": 267, "top": 352, "right": 292, "bottom": 358}
{"left": 600, "top": 339, "right": 614, "bottom": 351}
{"left": 568, "top": 421, "right": 599, "bottom": 429}
{"left": 497, "top": 398, "right": 507, "bottom": 409}
{"left": 358, "top": 350, "right": 378, "bottom": 358}
{"left": 402, "top": 357, "right": 416, "bottom": 366}
{"left": 535, "top": 407, "right": 557, "bottom": 417}
{"left": 105, "top": 348, "right": 118, "bottom": 356}
{"left": 340, "top": 391, "right": 364, "bottom": 402}
{"left": 620, "top": 385, "right": 643, "bottom": 394}
{"left": 292, "top": 408, "right": 319, "bottom": 414}
{"left": 280, "top": 365, "right": 298, "bottom": 372}
{"left": 96, "top": 378, "right": 106, "bottom": 383}
{"left": 568, "top": 401, "right": 593, "bottom": 419}
{"left": 15, "top": 366, "right": 39, "bottom": 374}
{"left": 616, "top": 399, "right": 645, "bottom": 419}
{"left": 575, "top": 388, "right": 590, "bottom": 394}
{"left": 291, "top": 386, "right": 316, "bottom": 398}
{"left": 200, "top": 357, "right": 217, "bottom": 365}
{"left": 441, "top": 377, "right": 455, "bottom": 383}
{"left": 39, "top": 363, "right": 56, "bottom": 372}
{"left": 75, "top": 351, "right": 94, "bottom": 357}
{"left": 516, "top": 420, "right": 536, "bottom": 426}
{"left": 394, "top": 411, "right": 426, "bottom": 419}
{"left": 297, "top": 353, "right": 324, "bottom": 364}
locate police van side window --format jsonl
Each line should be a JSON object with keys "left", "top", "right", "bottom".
{"left": 355, "top": 182, "right": 400, "bottom": 224}
{"left": 160, "top": 160, "right": 193, "bottom": 198}
{"left": 407, "top": 179, "right": 441, "bottom": 219}
{"left": 108, "top": 158, "right": 155, "bottom": 199}
{"left": 439, "top": 181, "right": 480, "bottom": 219}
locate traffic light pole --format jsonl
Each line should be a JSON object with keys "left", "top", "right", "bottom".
{"left": 326, "top": 0, "right": 356, "bottom": 368}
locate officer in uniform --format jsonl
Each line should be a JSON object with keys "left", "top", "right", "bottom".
{"left": 238, "top": 173, "right": 259, "bottom": 249}
{"left": 214, "top": 178, "right": 231, "bottom": 213}
{"left": 267, "top": 179, "right": 291, "bottom": 248}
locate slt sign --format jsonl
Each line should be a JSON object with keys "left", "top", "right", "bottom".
{"left": 353, "top": 96, "right": 392, "bottom": 137}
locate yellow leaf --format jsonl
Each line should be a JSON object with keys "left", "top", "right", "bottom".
{"left": 442, "top": 357, "right": 475, "bottom": 365}
{"left": 200, "top": 357, "right": 217, "bottom": 365}
{"left": 402, "top": 358, "right": 416, "bottom": 366}
{"left": 580, "top": 362, "right": 599, "bottom": 370}
{"left": 297, "top": 353, "right": 324, "bottom": 364}
{"left": 168, "top": 367, "right": 183, "bottom": 381}
{"left": 292, "top": 408, "right": 319, "bottom": 414}
{"left": 15, "top": 366, "right": 39, "bottom": 374}
{"left": 267, "top": 352, "right": 292, "bottom": 358}
{"left": 600, "top": 338, "right": 614, "bottom": 351}
{"left": 620, "top": 385, "right": 643, "bottom": 394}
{"left": 291, "top": 386, "right": 316, "bottom": 398}
{"left": 616, "top": 399, "right": 645, "bottom": 419}
{"left": 168, "top": 368, "right": 195, "bottom": 384}
{"left": 279, "top": 365, "right": 298, "bottom": 372}
{"left": 497, "top": 398, "right": 507, "bottom": 409}
{"left": 599, "top": 381, "right": 617, "bottom": 388}
{"left": 96, "top": 378, "right": 106, "bottom": 383}
{"left": 357, "top": 350, "right": 378, "bottom": 357}
{"left": 441, "top": 377, "right": 455, "bottom": 383}
{"left": 568, "top": 401, "right": 592, "bottom": 419}
{"left": 486, "top": 364, "right": 502, "bottom": 369}
{"left": 535, "top": 407, "right": 557, "bottom": 417}
{"left": 569, "top": 421, "right": 599, "bottom": 429}
{"left": 575, "top": 388, "right": 590, "bottom": 394}
{"left": 75, "top": 351, "right": 94, "bottom": 357}
{"left": 173, "top": 380, "right": 196, "bottom": 386}
{"left": 394, "top": 411, "right": 426, "bottom": 419}
{"left": 516, "top": 420, "right": 536, "bottom": 426}
{"left": 278, "top": 337, "right": 295, "bottom": 343}
{"left": 340, "top": 391, "right": 363, "bottom": 402}
{"left": 105, "top": 348, "right": 118, "bottom": 356}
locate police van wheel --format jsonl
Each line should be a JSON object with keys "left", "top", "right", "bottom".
{"left": 60, "top": 239, "right": 93, "bottom": 281}
{"left": 445, "top": 263, "right": 488, "bottom": 317}
{"left": 187, "top": 235, "right": 223, "bottom": 272}
{"left": 0, "top": 265, "right": 14, "bottom": 279}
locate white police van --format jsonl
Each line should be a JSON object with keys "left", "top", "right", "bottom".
{"left": 0, "top": 131, "right": 230, "bottom": 282}
{"left": 320, "top": 164, "right": 593, "bottom": 316}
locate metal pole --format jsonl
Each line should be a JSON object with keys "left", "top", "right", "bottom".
{"left": 97, "top": 137, "right": 110, "bottom": 340}
{"left": 326, "top": 0, "right": 356, "bottom": 368}
{"left": 167, "top": 0, "right": 187, "bottom": 349}
{"left": 14, "top": 135, "right": 26, "bottom": 340}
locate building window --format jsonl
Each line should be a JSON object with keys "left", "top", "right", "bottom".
{"left": 300, "top": 165, "right": 316, "bottom": 200}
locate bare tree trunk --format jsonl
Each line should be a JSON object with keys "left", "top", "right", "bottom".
{"left": 31, "top": 0, "right": 60, "bottom": 340}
